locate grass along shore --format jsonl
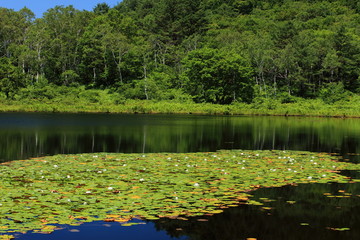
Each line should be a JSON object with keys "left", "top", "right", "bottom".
{"left": 1, "top": 97, "right": 360, "bottom": 118}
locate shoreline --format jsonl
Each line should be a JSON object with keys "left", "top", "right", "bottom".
{"left": 0, "top": 99, "right": 360, "bottom": 118}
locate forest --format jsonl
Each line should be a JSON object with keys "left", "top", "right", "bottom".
{"left": 0, "top": 0, "right": 360, "bottom": 108}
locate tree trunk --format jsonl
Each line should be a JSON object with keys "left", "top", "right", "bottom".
{"left": 143, "top": 63, "right": 149, "bottom": 100}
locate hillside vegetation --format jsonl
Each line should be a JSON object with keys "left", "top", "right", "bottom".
{"left": 1, "top": 0, "right": 360, "bottom": 113}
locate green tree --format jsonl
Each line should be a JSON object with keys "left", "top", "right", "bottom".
{"left": 93, "top": 3, "right": 110, "bottom": 15}
{"left": 0, "top": 58, "right": 24, "bottom": 97}
{"left": 42, "top": 6, "right": 93, "bottom": 84}
{"left": 182, "top": 48, "right": 253, "bottom": 104}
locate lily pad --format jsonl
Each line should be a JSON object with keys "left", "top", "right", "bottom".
{"left": 0, "top": 150, "right": 359, "bottom": 235}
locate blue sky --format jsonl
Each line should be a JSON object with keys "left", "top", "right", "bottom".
{"left": 0, "top": 0, "right": 121, "bottom": 18}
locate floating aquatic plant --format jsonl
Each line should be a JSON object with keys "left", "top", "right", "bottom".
{"left": 0, "top": 150, "right": 359, "bottom": 236}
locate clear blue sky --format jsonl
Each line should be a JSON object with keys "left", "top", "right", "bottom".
{"left": 0, "top": 0, "right": 121, "bottom": 18}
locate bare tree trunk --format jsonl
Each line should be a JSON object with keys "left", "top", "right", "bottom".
{"left": 111, "top": 51, "right": 123, "bottom": 84}
{"left": 143, "top": 63, "right": 149, "bottom": 100}
{"left": 273, "top": 74, "right": 277, "bottom": 96}
{"left": 93, "top": 67, "right": 96, "bottom": 83}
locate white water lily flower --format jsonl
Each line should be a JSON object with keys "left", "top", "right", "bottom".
{"left": 97, "top": 171, "right": 102, "bottom": 174}
{"left": 108, "top": 187, "right": 113, "bottom": 190}
{"left": 139, "top": 178, "right": 145, "bottom": 181}
{"left": 86, "top": 191, "right": 91, "bottom": 194}
{"left": 53, "top": 165, "right": 58, "bottom": 168}
{"left": 93, "top": 155, "right": 98, "bottom": 158}
{"left": 193, "top": 183, "right": 200, "bottom": 187}
{"left": 241, "top": 167, "right": 246, "bottom": 170}
{"left": 167, "top": 157, "right": 172, "bottom": 160}
{"left": 307, "top": 176, "right": 312, "bottom": 180}
{"left": 67, "top": 175, "right": 71, "bottom": 178}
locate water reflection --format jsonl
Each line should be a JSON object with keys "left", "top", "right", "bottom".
{"left": 1, "top": 113, "right": 359, "bottom": 240}
{"left": 15, "top": 183, "right": 360, "bottom": 240}
{"left": 152, "top": 183, "right": 360, "bottom": 240}
{"left": 0, "top": 113, "right": 359, "bottom": 162}
{"left": 15, "top": 220, "right": 187, "bottom": 240}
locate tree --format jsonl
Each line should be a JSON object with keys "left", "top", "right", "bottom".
{"left": 42, "top": 6, "right": 93, "bottom": 84}
{"left": 182, "top": 48, "right": 253, "bottom": 104}
{"left": 334, "top": 26, "right": 360, "bottom": 90}
{"left": 0, "top": 7, "right": 34, "bottom": 57}
{"left": 93, "top": 3, "right": 110, "bottom": 15}
{"left": 0, "top": 58, "right": 24, "bottom": 98}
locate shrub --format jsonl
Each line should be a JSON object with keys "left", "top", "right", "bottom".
{"left": 319, "top": 82, "right": 351, "bottom": 104}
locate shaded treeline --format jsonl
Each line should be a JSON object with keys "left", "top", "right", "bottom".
{"left": 0, "top": 0, "right": 360, "bottom": 104}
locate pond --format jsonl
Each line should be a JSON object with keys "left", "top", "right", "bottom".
{"left": 0, "top": 113, "right": 359, "bottom": 240}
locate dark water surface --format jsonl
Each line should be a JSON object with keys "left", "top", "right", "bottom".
{"left": 0, "top": 112, "right": 359, "bottom": 162}
{"left": 1, "top": 113, "right": 359, "bottom": 240}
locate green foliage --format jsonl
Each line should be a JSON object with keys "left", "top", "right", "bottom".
{"left": 93, "top": 3, "right": 110, "bottom": 15}
{"left": 0, "top": 150, "right": 359, "bottom": 234}
{"left": 61, "top": 70, "right": 80, "bottom": 85}
{"left": 0, "top": 0, "right": 360, "bottom": 105}
{"left": 16, "top": 85, "right": 61, "bottom": 100}
{"left": 0, "top": 57, "right": 24, "bottom": 98}
{"left": 319, "top": 82, "right": 351, "bottom": 104}
{"left": 182, "top": 48, "right": 253, "bottom": 104}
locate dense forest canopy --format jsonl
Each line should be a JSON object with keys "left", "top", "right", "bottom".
{"left": 0, "top": 0, "right": 360, "bottom": 104}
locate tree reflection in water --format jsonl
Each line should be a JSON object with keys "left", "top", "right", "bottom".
{"left": 0, "top": 113, "right": 359, "bottom": 163}
{"left": 1, "top": 113, "right": 359, "bottom": 239}
{"left": 152, "top": 183, "right": 360, "bottom": 240}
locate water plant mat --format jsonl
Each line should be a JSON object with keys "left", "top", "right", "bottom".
{"left": 0, "top": 150, "right": 359, "bottom": 237}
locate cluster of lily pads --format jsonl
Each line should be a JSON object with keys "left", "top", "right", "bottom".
{"left": 0, "top": 150, "right": 359, "bottom": 236}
